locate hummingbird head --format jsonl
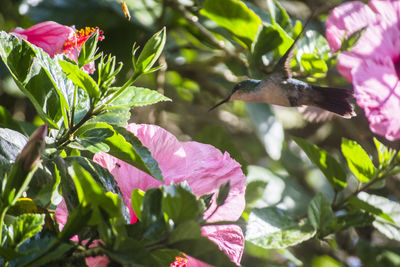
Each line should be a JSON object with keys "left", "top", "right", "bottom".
{"left": 209, "top": 79, "right": 261, "bottom": 111}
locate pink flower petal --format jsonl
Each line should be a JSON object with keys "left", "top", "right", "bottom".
{"left": 336, "top": 52, "right": 364, "bottom": 82}
{"left": 93, "top": 123, "right": 246, "bottom": 266}
{"left": 370, "top": 0, "right": 400, "bottom": 26}
{"left": 201, "top": 225, "right": 244, "bottom": 266}
{"left": 181, "top": 142, "right": 246, "bottom": 222}
{"left": 326, "top": 1, "right": 377, "bottom": 51}
{"left": 352, "top": 57, "right": 400, "bottom": 140}
{"left": 11, "top": 21, "right": 74, "bottom": 57}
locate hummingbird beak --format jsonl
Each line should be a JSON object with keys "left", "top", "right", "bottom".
{"left": 208, "top": 95, "right": 231, "bottom": 111}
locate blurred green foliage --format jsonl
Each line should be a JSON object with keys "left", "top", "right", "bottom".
{"left": 1, "top": 0, "right": 400, "bottom": 266}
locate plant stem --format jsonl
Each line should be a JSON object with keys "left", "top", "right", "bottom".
{"left": 0, "top": 206, "right": 9, "bottom": 245}
{"left": 70, "top": 85, "right": 78, "bottom": 128}
{"left": 94, "top": 70, "right": 141, "bottom": 114}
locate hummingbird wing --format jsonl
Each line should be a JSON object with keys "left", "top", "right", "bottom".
{"left": 272, "top": 13, "right": 314, "bottom": 79}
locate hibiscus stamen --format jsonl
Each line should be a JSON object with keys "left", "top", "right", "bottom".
{"left": 170, "top": 255, "right": 187, "bottom": 267}
{"left": 63, "top": 26, "right": 104, "bottom": 54}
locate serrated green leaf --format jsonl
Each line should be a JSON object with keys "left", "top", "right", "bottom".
{"left": 307, "top": 193, "right": 334, "bottom": 231}
{"left": 59, "top": 60, "right": 100, "bottom": 100}
{"left": 293, "top": 137, "right": 347, "bottom": 191}
{"left": 246, "top": 207, "right": 315, "bottom": 249}
{"left": 200, "top": 0, "right": 261, "bottom": 49}
{"left": 7, "top": 214, "right": 45, "bottom": 249}
{"left": 341, "top": 138, "right": 376, "bottom": 182}
{"left": 109, "top": 86, "right": 171, "bottom": 108}
{"left": 0, "top": 32, "right": 73, "bottom": 129}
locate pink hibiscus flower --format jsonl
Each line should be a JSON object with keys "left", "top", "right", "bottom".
{"left": 56, "top": 123, "right": 246, "bottom": 266}
{"left": 326, "top": 0, "right": 400, "bottom": 141}
{"left": 11, "top": 21, "right": 104, "bottom": 74}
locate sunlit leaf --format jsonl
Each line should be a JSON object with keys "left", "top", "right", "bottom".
{"left": 246, "top": 207, "right": 315, "bottom": 249}
{"left": 201, "top": 0, "right": 261, "bottom": 48}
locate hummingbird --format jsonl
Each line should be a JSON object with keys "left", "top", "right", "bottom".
{"left": 209, "top": 17, "right": 355, "bottom": 119}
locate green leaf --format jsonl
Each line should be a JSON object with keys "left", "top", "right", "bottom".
{"left": 246, "top": 103, "right": 284, "bottom": 160}
{"left": 0, "top": 128, "right": 27, "bottom": 177}
{"left": 131, "top": 189, "right": 145, "bottom": 221}
{"left": 105, "top": 126, "right": 163, "bottom": 181}
{"left": 340, "top": 26, "right": 367, "bottom": 52}
{"left": 11, "top": 232, "right": 73, "bottom": 267}
{"left": 249, "top": 25, "right": 282, "bottom": 77}
{"left": 0, "top": 32, "right": 73, "bottom": 129}
{"left": 341, "top": 138, "right": 375, "bottom": 182}
{"left": 293, "top": 137, "right": 347, "bottom": 191}
{"left": 162, "top": 183, "right": 203, "bottom": 224}
{"left": 7, "top": 214, "right": 45, "bottom": 249}
{"left": 348, "top": 196, "right": 394, "bottom": 223}
{"left": 64, "top": 156, "right": 130, "bottom": 222}
{"left": 72, "top": 123, "right": 162, "bottom": 181}
{"left": 0, "top": 106, "right": 26, "bottom": 135}
{"left": 58, "top": 204, "right": 92, "bottom": 241}
{"left": 88, "top": 108, "right": 131, "bottom": 127}
{"left": 216, "top": 182, "right": 230, "bottom": 207}
{"left": 59, "top": 60, "right": 100, "bottom": 100}
{"left": 330, "top": 211, "right": 375, "bottom": 233}
{"left": 135, "top": 27, "right": 166, "bottom": 73}
{"left": 2, "top": 125, "right": 47, "bottom": 206}
{"left": 108, "top": 86, "right": 171, "bottom": 108}
{"left": 246, "top": 207, "right": 315, "bottom": 249}
{"left": 374, "top": 137, "right": 396, "bottom": 168}
{"left": 77, "top": 29, "right": 99, "bottom": 68}
{"left": 265, "top": 0, "right": 291, "bottom": 31}
{"left": 67, "top": 161, "right": 122, "bottom": 219}
{"left": 105, "top": 237, "right": 161, "bottom": 266}
{"left": 300, "top": 53, "right": 328, "bottom": 75}
{"left": 71, "top": 126, "right": 114, "bottom": 153}
{"left": 307, "top": 193, "right": 335, "bottom": 231}
{"left": 140, "top": 188, "right": 168, "bottom": 240}
{"left": 201, "top": 0, "right": 262, "bottom": 49}
{"left": 358, "top": 192, "right": 400, "bottom": 241}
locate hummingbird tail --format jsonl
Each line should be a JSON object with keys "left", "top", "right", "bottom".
{"left": 311, "top": 85, "right": 355, "bottom": 118}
